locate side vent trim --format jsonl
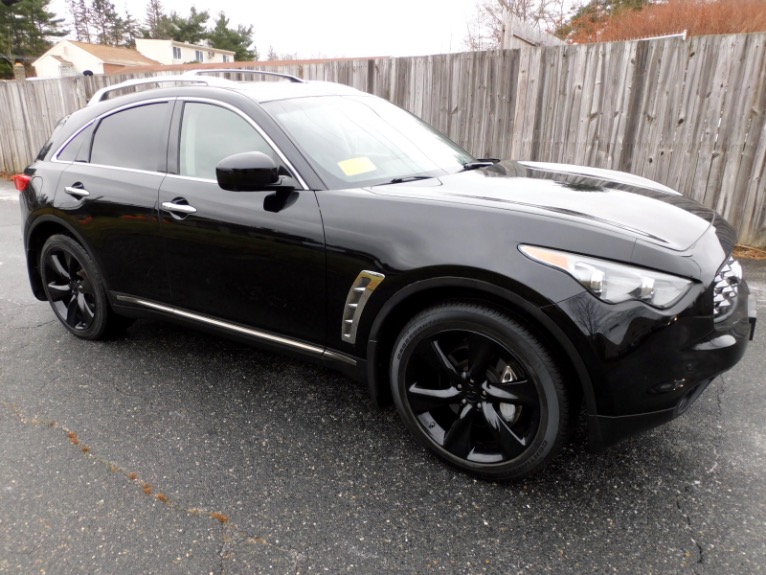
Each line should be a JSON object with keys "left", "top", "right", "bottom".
{"left": 341, "top": 271, "right": 385, "bottom": 344}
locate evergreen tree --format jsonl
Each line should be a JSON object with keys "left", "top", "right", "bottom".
{"left": 0, "top": 0, "right": 67, "bottom": 77}
{"left": 165, "top": 6, "right": 208, "bottom": 44}
{"left": 207, "top": 12, "right": 256, "bottom": 61}
{"left": 555, "top": 0, "right": 649, "bottom": 41}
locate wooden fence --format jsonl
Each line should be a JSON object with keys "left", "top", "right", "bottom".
{"left": 1, "top": 32, "right": 765, "bottom": 247}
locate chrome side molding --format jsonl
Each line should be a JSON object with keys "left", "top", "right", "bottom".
{"left": 115, "top": 295, "right": 357, "bottom": 366}
{"left": 341, "top": 270, "right": 385, "bottom": 344}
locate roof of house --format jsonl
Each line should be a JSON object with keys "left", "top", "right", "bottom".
{"left": 67, "top": 41, "right": 161, "bottom": 67}
{"left": 51, "top": 55, "right": 74, "bottom": 67}
{"left": 136, "top": 38, "right": 235, "bottom": 55}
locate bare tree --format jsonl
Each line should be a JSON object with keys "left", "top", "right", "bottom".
{"left": 464, "top": 0, "right": 569, "bottom": 50}
{"left": 144, "top": 0, "right": 165, "bottom": 38}
{"left": 67, "top": 0, "right": 91, "bottom": 42}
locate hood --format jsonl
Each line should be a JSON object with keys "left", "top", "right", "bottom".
{"left": 374, "top": 161, "right": 730, "bottom": 252}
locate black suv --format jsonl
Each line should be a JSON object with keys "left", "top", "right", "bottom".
{"left": 16, "top": 72, "right": 756, "bottom": 480}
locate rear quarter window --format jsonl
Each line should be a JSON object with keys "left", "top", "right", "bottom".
{"left": 56, "top": 123, "right": 95, "bottom": 163}
{"left": 36, "top": 115, "right": 71, "bottom": 160}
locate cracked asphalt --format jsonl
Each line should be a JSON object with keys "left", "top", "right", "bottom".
{"left": 1, "top": 179, "right": 764, "bottom": 574}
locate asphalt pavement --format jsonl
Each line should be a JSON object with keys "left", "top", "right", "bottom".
{"left": 1, "top": 179, "right": 764, "bottom": 575}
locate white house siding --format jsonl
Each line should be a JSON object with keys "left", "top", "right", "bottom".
{"left": 134, "top": 39, "right": 174, "bottom": 64}
{"left": 33, "top": 54, "right": 66, "bottom": 78}
{"left": 33, "top": 43, "right": 105, "bottom": 78}
{"left": 135, "top": 39, "right": 235, "bottom": 65}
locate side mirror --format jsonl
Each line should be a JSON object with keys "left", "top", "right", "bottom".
{"left": 216, "top": 152, "right": 279, "bottom": 191}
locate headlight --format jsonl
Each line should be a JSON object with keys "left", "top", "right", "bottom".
{"left": 519, "top": 245, "right": 693, "bottom": 309}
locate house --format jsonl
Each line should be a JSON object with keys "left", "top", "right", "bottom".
{"left": 33, "top": 41, "right": 161, "bottom": 78}
{"left": 33, "top": 39, "right": 236, "bottom": 79}
{"left": 134, "top": 39, "right": 235, "bottom": 65}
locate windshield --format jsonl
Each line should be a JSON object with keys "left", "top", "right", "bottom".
{"left": 263, "top": 95, "right": 474, "bottom": 189}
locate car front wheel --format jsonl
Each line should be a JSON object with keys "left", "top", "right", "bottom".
{"left": 390, "top": 303, "right": 570, "bottom": 480}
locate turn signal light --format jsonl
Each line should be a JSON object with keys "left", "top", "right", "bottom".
{"left": 12, "top": 174, "right": 31, "bottom": 192}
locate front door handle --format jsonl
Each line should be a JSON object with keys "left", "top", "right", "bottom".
{"left": 65, "top": 184, "right": 90, "bottom": 198}
{"left": 161, "top": 201, "right": 197, "bottom": 215}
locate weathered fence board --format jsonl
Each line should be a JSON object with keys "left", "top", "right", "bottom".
{"left": 1, "top": 32, "right": 765, "bottom": 246}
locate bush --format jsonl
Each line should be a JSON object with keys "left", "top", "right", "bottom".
{"left": 565, "top": 0, "right": 766, "bottom": 43}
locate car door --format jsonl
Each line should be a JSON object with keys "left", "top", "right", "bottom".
{"left": 158, "top": 99, "right": 326, "bottom": 345}
{"left": 55, "top": 100, "right": 172, "bottom": 302}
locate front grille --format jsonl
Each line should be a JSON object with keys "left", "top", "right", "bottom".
{"left": 713, "top": 256, "right": 742, "bottom": 321}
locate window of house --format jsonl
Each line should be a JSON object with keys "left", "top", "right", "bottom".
{"left": 195, "top": 50, "right": 203, "bottom": 62}
{"left": 179, "top": 103, "right": 276, "bottom": 180}
{"left": 173, "top": 46, "right": 181, "bottom": 60}
{"left": 222, "top": 55, "right": 229, "bottom": 63}
{"left": 90, "top": 103, "right": 169, "bottom": 171}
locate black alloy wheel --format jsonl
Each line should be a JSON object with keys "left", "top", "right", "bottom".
{"left": 40, "top": 234, "right": 114, "bottom": 340}
{"left": 391, "top": 303, "right": 569, "bottom": 480}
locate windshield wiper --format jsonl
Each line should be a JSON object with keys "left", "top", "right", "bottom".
{"left": 377, "top": 175, "right": 434, "bottom": 186}
{"left": 461, "top": 158, "right": 500, "bottom": 171}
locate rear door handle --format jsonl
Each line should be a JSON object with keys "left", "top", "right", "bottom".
{"left": 161, "top": 201, "right": 197, "bottom": 215}
{"left": 65, "top": 184, "right": 90, "bottom": 198}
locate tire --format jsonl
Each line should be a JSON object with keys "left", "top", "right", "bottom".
{"left": 390, "top": 302, "right": 570, "bottom": 481}
{"left": 39, "top": 234, "right": 122, "bottom": 340}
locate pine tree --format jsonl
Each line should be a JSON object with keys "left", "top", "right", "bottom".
{"left": 207, "top": 12, "right": 256, "bottom": 61}
{"left": 165, "top": 6, "right": 208, "bottom": 44}
{"left": 0, "top": 0, "right": 67, "bottom": 78}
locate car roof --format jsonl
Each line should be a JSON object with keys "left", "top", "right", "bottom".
{"left": 88, "top": 73, "right": 367, "bottom": 107}
{"left": 234, "top": 80, "right": 365, "bottom": 103}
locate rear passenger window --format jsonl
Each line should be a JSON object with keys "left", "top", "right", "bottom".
{"left": 91, "top": 103, "right": 169, "bottom": 171}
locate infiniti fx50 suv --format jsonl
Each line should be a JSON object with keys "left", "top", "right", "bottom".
{"left": 17, "top": 72, "right": 756, "bottom": 480}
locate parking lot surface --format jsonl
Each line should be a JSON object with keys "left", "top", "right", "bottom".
{"left": 1, "top": 180, "right": 764, "bottom": 574}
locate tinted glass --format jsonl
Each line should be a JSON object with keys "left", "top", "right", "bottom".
{"left": 263, "top": 96, "right": 473, "bottom": 189}
{"left": 57, "top": 123, "right": 95, "bottom": 162}
{"left": 179, "top": 103, "right": 275, "bottom": 180}
{"left": 91, "top": 103, "right": 169, "bottom": 171}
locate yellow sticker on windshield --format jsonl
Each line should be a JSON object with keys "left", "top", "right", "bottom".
{"left": 338, "top": 157, "right": 377, "bottom": 177}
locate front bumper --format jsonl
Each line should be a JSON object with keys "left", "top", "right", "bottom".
{"left": 552, "top": 280, "right": 755, "bottom": 451}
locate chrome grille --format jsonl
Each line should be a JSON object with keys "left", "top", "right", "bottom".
{"left": 713, "top": 256, "right": 742, "bottom": 320}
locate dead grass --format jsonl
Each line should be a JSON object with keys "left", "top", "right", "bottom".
{"left": 733, "top": 244, "right": 766, "bottom": 260}
{"left": 568, "top": 0, "right": 766, "bottom": 43}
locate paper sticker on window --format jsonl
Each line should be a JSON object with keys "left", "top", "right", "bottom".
{"left": 338, "top": 157, "right": 377, "bottom": 177}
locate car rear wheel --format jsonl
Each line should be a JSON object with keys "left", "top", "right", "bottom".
{"left": 390, "top": 303, "right": 570, "bottom": 480}
{"left": 40, "top": 234, "right": 123, "bottom": 340}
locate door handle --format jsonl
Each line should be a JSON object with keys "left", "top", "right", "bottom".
{"left": 65, "top": 184, "right": 90, "bottom": 198}
{"left": 161, "top": 201, "right": 197, "bottom": 215}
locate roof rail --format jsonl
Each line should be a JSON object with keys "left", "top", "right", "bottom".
{"left": 87, "top": 75, "right": 238, "bottom": 106}
{"left": 182, "top": 69, "right": 305, "bottom": 83}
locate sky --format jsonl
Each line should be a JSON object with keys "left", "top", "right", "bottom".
{"left": 49, "top": 0, "right": 482, "bottom": 59}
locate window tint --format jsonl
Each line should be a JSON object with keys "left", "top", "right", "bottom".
{"left": 179, "top": 103, "right": 276, "bottom": 180}
{"left": 264, "top": 96, "right": 472, "bottom": 189}
{"left": 91, "top": 103, "right": 169, "bottom": 171}
{"left": 57, "top": 123, "right": 95, "bottom": 162}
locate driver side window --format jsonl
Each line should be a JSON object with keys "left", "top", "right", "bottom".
{"left": 179, "top": 103, "right": 276, "bottom": 180}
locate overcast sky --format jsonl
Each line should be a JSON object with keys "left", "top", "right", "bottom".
{"left": 49, "top": 0, "right": 481, "bottom": 59}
